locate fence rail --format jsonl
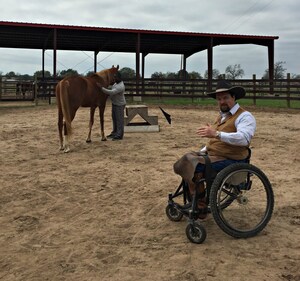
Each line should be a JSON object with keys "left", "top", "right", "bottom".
{"left": 1, "top": 76, "right": 300, "bottom": 107}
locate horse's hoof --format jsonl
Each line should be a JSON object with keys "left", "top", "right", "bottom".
{"left": 102, "top": 138, "right": 107, "bottom": 141}
{"left": 86, "top": 139, "right": 91, "bottom": 143}
{"left": 64, "top": 148, "right": 70, "bottom": 153}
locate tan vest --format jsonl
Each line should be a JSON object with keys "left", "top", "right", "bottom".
{"left": 207, "top": 107, "right": 249, "bottom": 160}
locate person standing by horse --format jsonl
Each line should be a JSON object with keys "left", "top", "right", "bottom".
{"left": 99, "top": 71, "right": 126, "bottom": 141}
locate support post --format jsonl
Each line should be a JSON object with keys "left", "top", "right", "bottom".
{"left": 53, "top": 28, "right": 57, "bottom": 79}
{"left": 135, "top": 33, "right": 141, "bottom": 97}
{"left": 287, "top": 73, "right": 291, "bottom": 108}
{"left": 94, "top": 51, "right": 99, "bottom": 73}
{"left": 268, "top": 41, "right": 274, "bottom": 95}
{"left": 207, "top": 37, "right": 213, "bottom": 92}
{"left": 253, "top": 74, "right": 257, "bottom": 106}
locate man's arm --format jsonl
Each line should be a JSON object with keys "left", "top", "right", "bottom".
{"left": 101, "top": 83, "right": 125, "bottom": 96}
{"left": 196, "top": 111, "right": 256, "bottom": 146}
{"left": 218, "top": 112, "right": 256, "bottom": 146}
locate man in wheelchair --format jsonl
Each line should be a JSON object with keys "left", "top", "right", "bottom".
{"left": 173, "top": 80, "right": 256, "bottom": 219}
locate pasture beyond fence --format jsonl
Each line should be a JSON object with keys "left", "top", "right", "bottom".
{"left": 0, "top": 75, "right": 300, "bottom": 108}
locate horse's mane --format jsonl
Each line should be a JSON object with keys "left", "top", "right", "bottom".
{"left": 94, "top": 69, "right": 111, "bottom": 85}
{"left": 89, "top": 72, "right": 106, "bottom": 86}
{"left": 88, "top": 65, "right": 118, "bottom": 86}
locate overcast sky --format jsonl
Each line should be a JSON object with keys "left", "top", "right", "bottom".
{"left": 0, "top": 0, "right": 299, "bottom": 78}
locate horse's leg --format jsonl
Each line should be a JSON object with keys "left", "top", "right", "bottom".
{"left": 99, "top": 105, "right": 107, "bottom": 141}
{"left": 86, "top": 107, "right": 96, "bottom": 143}
{"left": 63, "top": 121, "right": 70, "bottom": 153}
{"left": 58, "top": 110, "right": 64, "bottom": 150}
{"left": 56, "top": 84, "right": 64, "bottom": 151}
{"left": 63, "top": 109, "right": 77, "bottom": 153}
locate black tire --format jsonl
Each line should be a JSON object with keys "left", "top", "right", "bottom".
{"left": 210, "top": 163, "right": 274, "bottom": 238}
{"left": 165, "top": 205, "right": 183, "bottom": 222}
{"left": 185, "top": 222, "right": 207, "bottom": 244}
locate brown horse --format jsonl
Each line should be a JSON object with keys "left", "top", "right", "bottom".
{"left": 56, "top": 65, "right": 119, "bottom": 152}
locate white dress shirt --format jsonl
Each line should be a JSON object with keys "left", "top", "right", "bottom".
{"left": 201, "top": 103, "right": 256, "bottom": 152}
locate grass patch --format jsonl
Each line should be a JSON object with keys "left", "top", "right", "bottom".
{"left": 127, "top": 96, "right": 300, "bottom": 109}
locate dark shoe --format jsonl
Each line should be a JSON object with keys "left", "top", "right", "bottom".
{"left": 107, "top": 134, "right": 115, "bottom": 139}
{"left": 197, "top": 201, "right": 208, "bottom": 220}
{"left": 112, "top": 136, "right": 122, "bottom": 141}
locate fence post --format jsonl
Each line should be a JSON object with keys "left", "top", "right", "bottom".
{"left": 287, "top": 73, "right": 290, "bottom": 108}
{"left": 0, "top": 76, "right": 2, "bottom": 100}
{"left": 34, "top": 75, "right": 38, "bottom": 106}
{"left": 48, "top": 78, "right": 52, "bottom": 105}
{"left": 252, "top": 74, "right": 256, "bottom": 106}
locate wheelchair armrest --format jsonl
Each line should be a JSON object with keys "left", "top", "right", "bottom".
{"left": 246, "top": 147, "right": 252, "bottom": 163}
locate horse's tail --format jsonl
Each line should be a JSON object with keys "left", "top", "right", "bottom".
{"left": 59, "top": 80, "right": 72, "bottom": 136}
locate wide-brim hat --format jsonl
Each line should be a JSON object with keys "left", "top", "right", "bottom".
{"left": 207, "top": 80, "right": 246, "bottom": 100}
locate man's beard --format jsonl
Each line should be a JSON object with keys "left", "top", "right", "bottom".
{"left": 220, "top": 105, "right": 230, "bottom": 112}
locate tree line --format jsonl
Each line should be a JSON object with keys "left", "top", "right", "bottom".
{"left": 1, "top": 61, "right": 299, "bottom": 80}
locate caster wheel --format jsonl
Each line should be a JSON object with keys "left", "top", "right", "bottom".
{"left": 165, "top": 205, "right": 183, "bottom": 222}
{"left": 185, "top": 222, "right": 207, "bottom": 244}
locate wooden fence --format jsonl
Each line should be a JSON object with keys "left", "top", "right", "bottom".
{"left": 1, "top": 75, "right": 300, "bottom": 108}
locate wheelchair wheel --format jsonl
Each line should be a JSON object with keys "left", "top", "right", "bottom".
{"left": 209, "top": 163, "right": 274, "bottom": 238}
{"left": 166, "top": 205, "right": 183, "bottom": 222}
{"left": 185, "top": 222, "right": 207, "bottom": 244}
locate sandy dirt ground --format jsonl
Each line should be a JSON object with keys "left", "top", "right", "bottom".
{"left": 0, "top": 102, "right": 300, "bottom": 281}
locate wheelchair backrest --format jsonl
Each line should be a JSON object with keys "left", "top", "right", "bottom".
{"left": 245, "top": 147, "right": 252, "bottom": 163}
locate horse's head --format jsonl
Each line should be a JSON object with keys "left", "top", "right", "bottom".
{"left": 96, "top": 65, "right": 119, "bottom": 86}
{"left": 109, "top": 65, "right": 119, "bottom": 85}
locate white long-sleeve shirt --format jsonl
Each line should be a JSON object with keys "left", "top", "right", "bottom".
{"left": 102, "top": 81, "right": 126, "bottom": 106}
{"left": 201, "top": 103, "right": 256, "bottom": 152}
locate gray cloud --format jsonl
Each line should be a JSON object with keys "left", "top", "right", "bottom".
{"left": 0, "top": 0, "right": 299, "bottom": 77}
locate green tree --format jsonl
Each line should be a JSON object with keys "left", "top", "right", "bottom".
{"left": 5, "top": 71, "right": 17, "bottom": 78}
{"left": 262, "top": 61, "right": 287, "bottom": 79}
{"left": 19, "top": 74, "right": 33, "bottom": 80}
{"left": 204, "top": 69, "right": 220, "bottom": 79}
{"left": 189, "top": 71, "right": 202, "bottom": 79}
{"left": 177, "top": 69, "right": 190, "bottom": 79}
{"left": 86, "top": 71, "right": 95, "bottom": 77}
{"left": 151, "top": 72, "right": 165, "bottom": 79}
{"left": 58, "top": 69, "right": 79, "bottom": 77}
{"left": 225, "top": 64, "right": 244, "bottom": 79}
{"left": 34, "top": 70, "right": 52, "bottom": 78}
{"left": 119, "top": 67, "right": 135, "bottom": 79}
{"left": 166, "top": 72, "right": 178, "bottom": 79}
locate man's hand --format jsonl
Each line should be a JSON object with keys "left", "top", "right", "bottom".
{"left": 197, "top": 123, "right": 218, "bottom": 138}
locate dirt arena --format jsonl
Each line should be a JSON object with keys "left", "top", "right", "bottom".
{"left": 0, "top": 102, "right": 299, "bottom": 281}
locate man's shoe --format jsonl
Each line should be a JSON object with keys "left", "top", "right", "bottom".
{"left": 112, "top": 136, "right": 122, "bottom": 141}
{"left": 197, "top": 201, "right": 208, "bottom": 220}
{"left": 107, "top": 134, "right": 115, "bottom": 139}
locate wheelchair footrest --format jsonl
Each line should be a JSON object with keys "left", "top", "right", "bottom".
{"left": 173, "top": 202, "right": 207, "bottom": 220}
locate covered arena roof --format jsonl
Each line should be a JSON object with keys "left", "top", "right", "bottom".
{"left": 0, "top": 21, "right": 278, "bottom": 57}
{"left": 0, "top": 21, "right": 279, "bottom": 89}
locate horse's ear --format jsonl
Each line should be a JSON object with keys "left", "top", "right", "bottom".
{"left": 117, "top": 65, "right": 119, "bottom": 69}
{"left": 112, "top": 65, "right": 114, "bottom": 68}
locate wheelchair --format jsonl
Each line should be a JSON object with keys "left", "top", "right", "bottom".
{"left": 166, "top": 150, "right": 274, "bottom": 244}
